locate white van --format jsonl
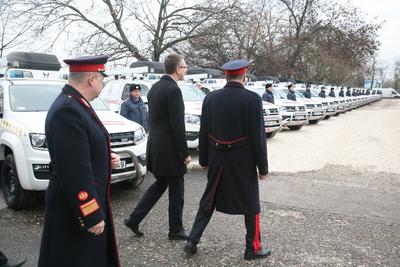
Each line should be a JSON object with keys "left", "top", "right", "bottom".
{"left": 372, "top": 88, "right": 399, "bottom": 99}
{"left": 100, "top": 79, "right": 205, "bottom": 148}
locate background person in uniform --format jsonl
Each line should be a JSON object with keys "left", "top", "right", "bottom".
{"left": 38, "top": 55, "right": 121, "bottom": 267}
{"left": 346, "top": 87, "right": 351, "bottom": 96}
{"left": 303, "top": 84, "right": 312, "bottom": 98}
{"left": 124, "top": 54, "right": 191, "bottom": 240}
{"left": 318, "top": 87, "right": 326, "bottom": 98}
{"left": 328, "top": 87, "right": 336, "bottom": 97}
{"left": 120, "top": 84, "right": 149, "bottom": 132}
{"left": 183, "top": 59, "right": 271, "bottom": 260}
{"left": 262, "top": 83, "right": 274, "bottom": 103}
{"left": 352, "top": 88, "right": 357, "bottom": 96}
{"left": 339, "top": 87, "right": 345, "bottom": 97}
{"left": 287, "top": 83, "right": 296, "bottom": 101}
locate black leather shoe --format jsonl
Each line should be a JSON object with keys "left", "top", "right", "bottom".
{"left": 244, "top": 248, "right": 271, "bottom": 260}
{"left": 183, "top": 241, "right": 197, "bottom": 256}
{"left": 124, "top": 219, "right": 144, "bottom": 237}
{"left": 168, "top": 230, "right": 188, "bottom": 240}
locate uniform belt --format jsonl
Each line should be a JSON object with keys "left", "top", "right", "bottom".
{"left": 209, "top": 134, "right": 249, "bottom": 151}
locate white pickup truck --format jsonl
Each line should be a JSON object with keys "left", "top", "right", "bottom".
{"left": 0, "top": 79, "right": 147, "bottom": 210}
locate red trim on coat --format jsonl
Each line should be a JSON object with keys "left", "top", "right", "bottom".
{"left": 208, "top": 134, "right": 248, "bottom": 145}
{"left": 253, "top": 213, "right": 261, "bottom": 253}
{"left": 209, "top": 166, "right": 223, "bottom": 212}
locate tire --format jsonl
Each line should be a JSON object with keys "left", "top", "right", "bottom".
{"left": 308, "top": 120, "right": 319, "bottom": 125}
{"left": 266, "top": 131, "right": 278, "bottom": 138}
{"left": 0, "top": 154, "right": 37, "bottom": 210}
{"left": 324, "top": 115, "right": 331, "bottom": 120}
{"left": 119, "top": 175, "right": 145, "bottom": 188}
{"left": 288, "top": 125, "right": 303, "bottom": 130}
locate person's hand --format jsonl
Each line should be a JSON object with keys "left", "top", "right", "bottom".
{"left": 183, "top": 156, "right": 191, "bottom": 165}
{"left": 88, "top": 220, "right": 105, "bottom": 235}
{"left": 111, "top": 153, "right": 121, "bottom": 169}
{"left": 259, "top": 174, "right": 268, "bottom": 180}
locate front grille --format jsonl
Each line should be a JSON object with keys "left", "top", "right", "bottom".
{"left": 298, "top": 106, "right": 305, "bottom": 111}
{"left": 316, "top": 104, "right": 323, "bottom": 108}
{"left": 286, "top": 106, "right": 296, "bottom": 112}
{"left": 306, "top": 104, "right": 315, "bottom": 108}
{"left": 110, "top": 131, "right": 135, "bottom": 148}
{"left": 186, "top": 131, "right": 199, "bottom": 141}
{"left": 268, "top": 108, "right": 278, "bottom": 115}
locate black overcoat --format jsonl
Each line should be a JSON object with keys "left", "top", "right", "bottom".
{"left": 198, "top": 82, "right": 268, "bottom": 215}
{"left": 287, "top": 91, "right": 297, "bottom": 101}
{"left": 39, "top": 85, "right": 119, "bottom": 267}
{"left": 146, "top": 75, "right": 189, "bottom": 176}
{"left": 262, "top": 91, "right": 274, "bottom": 104}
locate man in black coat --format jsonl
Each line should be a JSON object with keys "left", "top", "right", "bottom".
{"left": 124, "top": 54, "right": 191, "bottom": 240}
{"left": 39, "top": 55, "right": 121, "bottom": 267}
{"left": 287, "top": 83, "right": 297, "bottom": 101}
{"left": 184, "top": 59, "right": 271, "bottom": 260}
{"left": 262, "top": 83, "right": 274, "bottom": 103}
{"left": 303, "top": 84, "right": 312, "bottom": 98}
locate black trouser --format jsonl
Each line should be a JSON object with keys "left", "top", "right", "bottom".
{"left": 127, "top": 175, "right": 184, "bottom": 233}
{"left": 188, "top": 207, "right": 262, "bottom": 252}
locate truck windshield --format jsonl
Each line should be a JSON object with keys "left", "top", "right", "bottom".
{"left": 9, "top": 84, "right": 108, "bottom": 111}
{"left": 179, "top": 84, "right": 205, "bottom": 101}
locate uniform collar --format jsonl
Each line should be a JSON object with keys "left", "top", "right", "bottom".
{"left": 224, "top": 81, "right": 244, "bottom": 89}
{"left": 62, "top": 84, "right": 87, "bottom": 101}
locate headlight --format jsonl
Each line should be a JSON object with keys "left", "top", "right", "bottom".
{"left": 133, "top": 127, "right": 145, "bottom": 144}
{"left": 185, "top": 114, "right": 200, "bottom": 125}
{"left": 263, "top": 109, "right": 269, "bottom": 115}
{"left": 29, "top": 133, "right": 48, "bottom": 150}
{"left": 279, "top": 106, "right": 287, "bottom": 112}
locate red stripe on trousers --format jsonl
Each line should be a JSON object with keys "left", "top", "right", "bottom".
{"left": 253, "top": 213, "right": 261, "bottom": 253}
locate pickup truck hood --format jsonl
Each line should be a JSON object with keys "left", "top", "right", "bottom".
{"left": 8, "top": 110, "right": 141, "bottom": 134}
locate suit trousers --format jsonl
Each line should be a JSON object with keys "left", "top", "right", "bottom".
{"left": 127, "top": 175, "right": 184, "bottom": 233}
{"left": 188, "top": 207, "right": 262, "bottom": 252}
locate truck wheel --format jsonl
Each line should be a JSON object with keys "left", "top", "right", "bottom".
{"left": 308, "top": 120, "right": 319, "bottom": 125}
{"left": 288, "top": 125, "right": 303, "bottom": 130}
{"left": 120, "top": 175, "right": 145, "bottom": 188}
{"left": 0, "top": 154, "right": 37, "bottom": 210}
{"left": 266, "top": 131, "right": 278, "bottom": 138}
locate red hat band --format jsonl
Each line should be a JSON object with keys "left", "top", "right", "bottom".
{"left": 224, "top": 67, "right": 247, "bottom": 75}
{"left": 69, "top": 63, "right": 105, "bottom": 73}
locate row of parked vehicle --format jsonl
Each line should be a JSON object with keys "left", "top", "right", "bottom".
{"left": 0, "top": 52, "right": 383, "bottom": 210}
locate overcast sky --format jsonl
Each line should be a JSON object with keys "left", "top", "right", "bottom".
{"left": 339, "top": 0, "right": 400, "bottom": 66}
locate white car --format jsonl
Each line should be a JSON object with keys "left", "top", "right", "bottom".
{"left": 0, "top": 79, "right": 147, "bottom": 210}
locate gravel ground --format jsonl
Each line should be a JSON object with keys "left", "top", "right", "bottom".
{"left": 0, "top": 99, "right": 399, "bottom": 266}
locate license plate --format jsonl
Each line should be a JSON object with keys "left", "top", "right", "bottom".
{"left": 265, "top": 121, "right": 276, "bottom": 126}
{"left": 117, "top": 160, "right": 126, "bottom": 169}
{"left": 295, "top": 116, "right": 304, "bottom": 119}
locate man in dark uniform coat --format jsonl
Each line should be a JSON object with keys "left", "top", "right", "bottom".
{"left": 339, "top": 87, "right": 345, "bottom": 97}
{"left": 303, "top": 84, "right": 312, "bottom": 98}
{"left": 287, "top": 83, "right": 296, "bottom": 101}
{"left": 328, "top": 87, "right": 336, "bottom": 97}
{"left": 352, "top": 89, "right": 357, "bottom": 96}
{"left": 346, "top": 87, "right": 351, "bottom": 96}
{"left": 39, "top": 55, "right": 121, "bottom": 267}
{"left": 124, "top": 54, "right": 191, "bottom": 240}
{"left": 318, "top": 87, "right": 326, "bottom": 98}
{"left": 262, "top": 83, "right": 274, "bottom": 103}
{"left": 184, "top": 59, "right": 271, "bottom": 260}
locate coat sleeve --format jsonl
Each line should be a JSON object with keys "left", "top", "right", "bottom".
{"left": 167, "top": 87, "right": 189, "bottom": 160}
{"left": 248, "top": 95, "right": 268, "bottom": 175}
{"left": 120, "top": 101, "right": 129, "bottom": 119}
{"left": 49, "top": 106, "right": 105, "bottom": 229}
{"left": 198, "top": 95, "right": 209, "bottom": 167}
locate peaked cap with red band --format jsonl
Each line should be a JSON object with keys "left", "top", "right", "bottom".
{"left": 64, "top": 54, "right": 109, "bottom": 77}
{"left": 221, "top": 59, "right": 250, "bottom": 75}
